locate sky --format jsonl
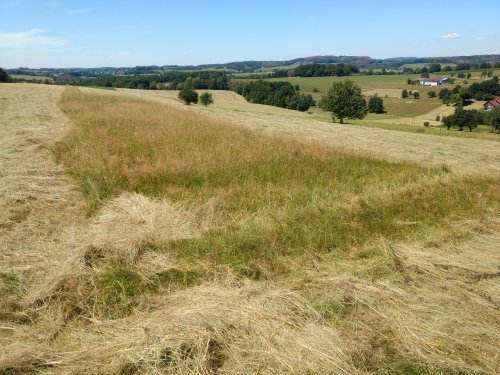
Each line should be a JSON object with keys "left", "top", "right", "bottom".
{"left": 1, "top": 0, "right": 499, "bottom": 68}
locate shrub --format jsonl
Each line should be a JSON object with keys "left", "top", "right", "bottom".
{"left": 178, "top": 86, "right": 198, "bottom": 105}
{"left": 199, "top": 92, "right": 214, "bottom": 107}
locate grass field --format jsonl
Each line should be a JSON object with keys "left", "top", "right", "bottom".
{"left": 10, "top": 74, "right": 54, "bottom": 82}
{"left": 268, "top": 74, "right": 420, "bottom": 92}
{"left": 399, "top": 63, "right": 457, "bottom": 69}
{"left": 1, "top": 84, "right": 499, "bottom": 374}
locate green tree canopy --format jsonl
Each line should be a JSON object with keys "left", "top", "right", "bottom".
{"left": 443, "top": 109, "right": 482, "bottom": 132}
{"left": 178, "top": 81, "right": 199, "bottom": 105}
{"left": 401, "top": 89, "right": 409, "bottom": 98}
{"left": 199, "top": 92, "right": 214, "bottom": 106}
{"left": 0, "top": 68, "right": 11, "bottom": 83}
{"left": 368, "top": 94, "right": 384, "bottom": 113}
{"left": 429, "top": 63, "right": 441, "bottom": 73}
{"left": 319, "top": 80, "right": 367, "bottom": 124}
{"left": 484, "top": 108, "right": 500, "bottom": 133}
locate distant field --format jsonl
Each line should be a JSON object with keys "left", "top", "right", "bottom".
{"left": 11, "top": 74, "right": 54, "bottom": 82}
{"left": 400, "top": 63, "right": 457, "bottom": 69}
{"left": 255, "top": 63, "right": 300, "bottom": 72}
{"left": 269, "top": 74, "right": 420, "bottom": 92}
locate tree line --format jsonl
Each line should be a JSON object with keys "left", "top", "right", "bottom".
{"left": 438, "top": 77, "right": 500, "bottom": 105}
{"left": 231, "top": 80, "right": 315, "bottom": 112}
{"left": 77, "top": 71, "right": 230, "bottom": 90}
{"left": 0, "top": 68, "right": 12, "bottom": 82}
{"left": 293, "top": 63, "right": 359, "bottom": 77}
{"left": 443, "top": 106, "right": 500, "bottom": 133}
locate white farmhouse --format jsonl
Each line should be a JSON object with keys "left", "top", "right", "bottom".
{"left": 415, "top": 77, "right": 449, "bottom": 86}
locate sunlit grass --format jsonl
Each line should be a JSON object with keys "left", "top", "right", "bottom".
{"left": 56, "top": 87, "right": 498, "bottom": 277}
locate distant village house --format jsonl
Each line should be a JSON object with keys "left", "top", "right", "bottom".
{"left": 415, "top": 77, "right": 449, "bottom": 86}
{"left": 484, "top": 98, "right": 500, "bottom": 111}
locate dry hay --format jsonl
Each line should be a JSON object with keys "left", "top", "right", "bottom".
{"left": 85, "top": 192, "right": 198, "bottom": 265}
{"left": 317, "top": 221, "right": 500, "bottom": 374}
{"left": 48, "top": 283, "right": 359, "bottom": 375}
{"left": 23, "top": 192, "right": 199, "bottom": 309}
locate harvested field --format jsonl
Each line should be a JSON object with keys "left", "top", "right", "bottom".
{"left": 1, "top": 84, "right": 499, "bottom": 374}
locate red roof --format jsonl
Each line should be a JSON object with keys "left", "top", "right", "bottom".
{"left": 485, "top": 98, "right": 500, "bottom": 108}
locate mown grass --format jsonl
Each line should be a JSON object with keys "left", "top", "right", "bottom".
{"left": 353, "top": 121, "right": 500, "bottom": 141}
{"left": 268, "top": 75, "right": 415, "bottom": 93}
{"left": 57, "top": 87, "right": 499, "bottom": 278}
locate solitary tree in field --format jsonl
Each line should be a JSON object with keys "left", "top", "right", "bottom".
{"left": 199, "top": 92, "right": 214, "bottom": 106}
{"left": 319, "top": 80, "right": 367, "bottom": 123}
{"left": 368, "top": 94, "right": 384, "bottom": 113}
{"left": 178, "top": 85, "right": 198, "bottom": 105}
{"left": 428, "top": 90, "right": 436, "bottom": 98}
{"left": 413, "top": 92, "right": 420, "bottom": 99}
{"left": 401, "top": 89, "right": 409, "bottom": 98}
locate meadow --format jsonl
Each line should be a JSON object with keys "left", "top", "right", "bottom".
{"left": 10, "top": 74, "right": 54, "bottom": 83}
{"left": 1, "top": 83, "right": 499, "bottom": 374}
{"left": 261, "top": 70, "right": 500, "bottom": 133}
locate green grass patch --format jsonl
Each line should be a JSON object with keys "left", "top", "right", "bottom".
{"left": 11, "top": 74, "right": 54, "bottom": 83}
{"left": 149, "top": 268, "right": 200, "bottom": 290}
{"left": 269, "top": 74, "right": 419, "bottom": 93}
{"left": 94, "top": 268, "right": 144, "bottom": 319}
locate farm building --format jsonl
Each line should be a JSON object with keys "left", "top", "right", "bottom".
{"left": 415, "top": 77, "right": 449, "bottom": 86}
{"left": 484, "top": 98, "right": 500, "bottom": 111}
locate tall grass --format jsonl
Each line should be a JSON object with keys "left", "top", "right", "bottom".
{"left": 57, "top": 87, "right": 498, "bottom": 277}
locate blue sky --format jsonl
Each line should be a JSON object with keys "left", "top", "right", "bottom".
{"left": 1, "top": 0, "right": 499, "bottom": 68}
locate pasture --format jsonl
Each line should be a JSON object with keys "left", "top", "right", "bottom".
{"left": 1, "top": 83, "right": 499, "bottom": 374}
{"left": 264, "top": 72, "right": 500, "bottom": 132}
{"left": 10, "top": 74, "right": 54, "bottom": 82}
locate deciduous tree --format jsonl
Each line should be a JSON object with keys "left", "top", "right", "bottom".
{"left": 178, "top": 84, "right": 198, "bottom": 105}
{"left": 319, "top": 80, "right": 367, "bottom": 124}
{"left": 0, "top": 68, "right": 11, "bottom": 83}
{"left": 368, "top": 94, "right": 384, "bottom": 113}
{"left": 199, "top": 92, "right": 214, "bottom": 106}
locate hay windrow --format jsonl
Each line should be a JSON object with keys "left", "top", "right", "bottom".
{"left": 56, "top": 283, "right": 360, "bottom": 375}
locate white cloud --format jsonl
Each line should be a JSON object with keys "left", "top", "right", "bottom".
{"left": 68, "top": 8, "right": 94, "bottom": 15}
{"left": 475, "top": 36, "right": 486, "bottom": 41}
{"left": 0, "top": 29, "right": 68, "bottom": 47}
{"left": 442, "top": 32, "right": 461, "bottom": 39}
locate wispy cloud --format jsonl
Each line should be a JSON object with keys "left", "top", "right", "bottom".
{"left": 68, "top": 8, "right": 95, "bottom": 15}
{"left": 442, "top": 32, "right": 461, "bottom": 39}
{"left": 475, "top": 36, "right": 486, "bottom": 41}
{"left": 0, "top": 29, "right": 68, "bottom": 47}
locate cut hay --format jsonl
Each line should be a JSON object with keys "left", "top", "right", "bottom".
{"left": 55, "top": 283, "right": 360, "bottom": 375}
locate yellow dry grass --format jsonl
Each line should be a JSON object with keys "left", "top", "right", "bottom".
{"left": 103, "top": 88, "right": 500, "bottom": 177}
